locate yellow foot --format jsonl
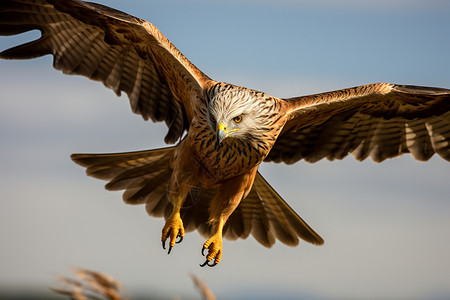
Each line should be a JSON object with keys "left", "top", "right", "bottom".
{"left": 161, "top": 212, "right": 185, "bottom": 254}
{"left": 200, "top": 234, "right": 223, "bottom": 267}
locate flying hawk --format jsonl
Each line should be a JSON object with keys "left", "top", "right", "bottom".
{"left": 1, "top": 0, "right": 449, "bottom": 267}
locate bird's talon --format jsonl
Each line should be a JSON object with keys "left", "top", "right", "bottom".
{"left": 199, "top": 259, "right": 210, "bottom": 267}
{"left": 176, "top": 235, "right": 183, "bottom": 244}
{"left": 201, "top": 247, "right": 207, "bottom": 256}
{"left": 208, "top": 261, "right": 218, "bottom": 267}
{"left": 161, "top": 212, "right": 184, "bottom": 254}
{"left": 199, "top": 259, "right": 218, "bottom": 267}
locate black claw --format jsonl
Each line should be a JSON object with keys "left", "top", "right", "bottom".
{"left": 199, "top": 259, "right": 218, "bottom": 267}
{"left": 168, "top": 245, "right": 173, "bottom": 255}
{"left": 201, "top": 247, "right": 206, "bottom": 256}
{"left": 199, "top": 259, "right": 209, "bottom": 267}
{"left": 162, "top": 240, "right": 166, "bottom": 250}
{"left": 207, "top": 261, "right": 218, "bottom": 267}
{"left": 176, "top": 235, "right": 183, "bottom": 244}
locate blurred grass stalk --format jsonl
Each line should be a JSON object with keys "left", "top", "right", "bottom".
{"left": 51, "top": 268, "right": 216, "bottom": 300}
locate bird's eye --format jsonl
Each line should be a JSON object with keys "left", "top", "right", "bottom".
{"left": 209, "top": 114, "right": 215, "bottom": 124}
{"left": 233, "top": 115, "right": 243, "bottom": 123}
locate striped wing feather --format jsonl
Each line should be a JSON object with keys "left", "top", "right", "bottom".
{"left": 266, "top": 83, "right": 450, "bottom": 164}
{"left": 0, "top": 0, "right": 212, "bottom": 143}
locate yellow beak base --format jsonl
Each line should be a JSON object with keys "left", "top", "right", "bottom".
{"left": 217, "top": 123, "right": 228, "bottom": 144}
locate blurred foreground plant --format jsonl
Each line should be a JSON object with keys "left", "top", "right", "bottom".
{"left": 52, "top": 268, "right": 215, "bottom": 300}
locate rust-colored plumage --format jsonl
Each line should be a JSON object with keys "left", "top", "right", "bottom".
{"left": 1, "top": 0, "right": 449, "bottom": 266}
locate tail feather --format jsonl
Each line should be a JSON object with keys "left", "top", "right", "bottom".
{"left": 225, "top": 172, "right": 324, "bottom": 247}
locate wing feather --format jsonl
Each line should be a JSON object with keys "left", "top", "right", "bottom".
{"left": 0, "top": 0, "right": 213, "bottom": 143}
{"left": 405, "top": 120, "right": 434, "bottom": 161}
{"left": 427, "top": 115, "right": 450, "bottom": 160}
{"left": 266, "top": 83, "right": 450, "bottom": 164}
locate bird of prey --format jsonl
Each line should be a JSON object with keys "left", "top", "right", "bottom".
{"left": 1, "top": 0, "right": 449, "bottom": 267}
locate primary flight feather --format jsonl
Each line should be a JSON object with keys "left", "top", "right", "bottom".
{"left": 1, "top": 0, "right": 449, "bottom": 266}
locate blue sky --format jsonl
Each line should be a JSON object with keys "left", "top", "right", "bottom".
{"left": 1, "top": 1, "right": 449, "bottom": 299}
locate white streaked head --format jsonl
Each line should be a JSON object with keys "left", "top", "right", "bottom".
{"left": 207, "top": 86, "right": 276, "bottom": 145}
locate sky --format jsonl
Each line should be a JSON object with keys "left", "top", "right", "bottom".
{"left": 0, "top": 0, "right": 450, "bottom": 299}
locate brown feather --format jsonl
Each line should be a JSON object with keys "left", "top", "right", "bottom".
{"left": 267, "top": 83, "right": 450, "bottom": 164}
{"left": 0, "top": 0, "right": 212, "bottom": 143}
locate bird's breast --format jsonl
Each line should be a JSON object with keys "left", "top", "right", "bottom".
{"left": 187, "top": 123, "right": 264, "bottom": 186}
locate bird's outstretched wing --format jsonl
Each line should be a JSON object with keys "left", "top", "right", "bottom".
{"left": 0, "top": 0, "right": 213, "bottom": 143}
{"left": 266, "top": 83, "right": 450, "bottom": 164}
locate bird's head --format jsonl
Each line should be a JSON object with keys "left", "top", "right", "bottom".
{"left": 207, "top": 86, "right": 278, "bottom": 147}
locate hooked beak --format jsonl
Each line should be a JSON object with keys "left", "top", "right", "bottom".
{"left": 217, "top": 122, "right": 228, "bottom": 144}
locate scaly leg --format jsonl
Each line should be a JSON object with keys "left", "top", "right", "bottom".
{"left": 161, "top": 185, "right": 189, "bottom": 254}
{"left": 199, "top": 169, "right": 257, "bottom": 267}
